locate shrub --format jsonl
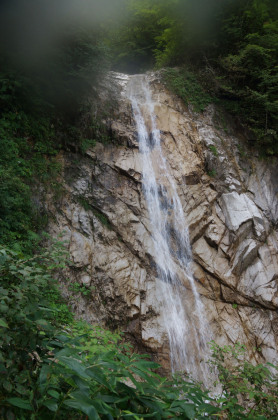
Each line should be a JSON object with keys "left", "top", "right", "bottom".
{"left": 162, "top": 68, "right": 213, "bottom": 113}
{"left": 209, "top": 341, "right": 278, "bottom": 419}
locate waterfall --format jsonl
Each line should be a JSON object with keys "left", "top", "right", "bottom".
{"left": 126, "top": 74, "right": 212, "bottom": 385}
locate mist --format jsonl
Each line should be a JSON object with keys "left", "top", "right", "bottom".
{"left": 0, "top": 0, "right": 130, "bottom": 112}
{"left": 0, "top": 0, "right": 125, "bottom": 63}
{"left": 174, "top": 0, "right": 237, "bottom": 46}
{"left": 0, "top": 0, "right": 239, "bottom": 74}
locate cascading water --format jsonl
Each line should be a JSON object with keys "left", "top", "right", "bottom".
{"left": 127, "top": 74, "right": 212, "bottom": 385}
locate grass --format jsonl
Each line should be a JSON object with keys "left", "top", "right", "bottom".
{"left": 162, "top": 67, "right": 213, "bottom": 113}
{"left": 207, "top": 169, "right": 217, "bottom": 178}
{"left": 92, "top": 208, "right": 113, "bottom": 230}
{"left": 209, "top": 145, "right": 219, "bottom": 157}
{"left": 76, "top": 197, "right": 113, "bottom": 230}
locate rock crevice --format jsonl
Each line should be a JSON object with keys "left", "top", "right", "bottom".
{"left": 47, "top": 72, "right": 278, "bottom": 370}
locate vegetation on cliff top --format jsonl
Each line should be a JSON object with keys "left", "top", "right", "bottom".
{"left": 110, "top": 0, "right": 278, "bottom": 155}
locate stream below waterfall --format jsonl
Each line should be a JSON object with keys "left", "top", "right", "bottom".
{"left": 126, "top": 74, "right": 213, "bottom": 385}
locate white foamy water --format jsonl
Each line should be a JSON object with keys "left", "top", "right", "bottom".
{"left": 126, "top": 74, "right": 213, "bottom": 386}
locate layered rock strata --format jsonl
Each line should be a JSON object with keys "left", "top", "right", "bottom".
{"left": 48, "top": 72, "right": 278, "bottom": 371}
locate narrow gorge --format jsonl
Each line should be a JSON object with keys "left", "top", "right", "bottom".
{"left": 47, "top": 71, "right": 278, "bottom": 379}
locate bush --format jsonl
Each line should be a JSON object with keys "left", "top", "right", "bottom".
{"left": 162, "top": 68, "right": 213, "bottom": 113}
{"left": 209, "top": 341, "right": 278, "bottom": 419}
{"left": 0, "top": 242, "right": 217, "bottom": 419}
{"left": 1, "top": 241, "right": 278, "bottom": 419}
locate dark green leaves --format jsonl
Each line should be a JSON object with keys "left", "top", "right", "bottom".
{"left": 163, "top": 68, "right": 213, "bottom": 112}
{"left": 7, "top": 398, "right": 32, "bottom": 410}
{"left": 1, "top": 242, "right": 278, "bottom": 419}
{"left": 209, "top": 340, "right": 278, "bottom": 418}
{"left": 0, "top": 318, "right": 9, "bottom": 328}
{"left": 64, "top": 393, "right": 100, "bottom": 420}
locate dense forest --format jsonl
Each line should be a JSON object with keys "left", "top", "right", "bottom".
{"left": 0, "top": 0, "right": 278, "bottom": 418}
{"left": 110, "top": 0, "right": 278, "bottom": 154}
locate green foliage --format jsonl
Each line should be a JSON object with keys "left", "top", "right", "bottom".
{"left": 217, "top": 11, "right": 278, "bottom": 154}
{"left": 0, "top": 243, "right": 218, "bottom": 419}
{"left": 0, "top": 240, "right": 67, "bottom": 406}
{"left": 1, "top": 2, "right": 278, "bottom": 418}
{"left": 76, "top": 198, "right": 113, "bottom": 230}
{"left": 92, "top": 208, "right": 113, "bottom": 230}
{"left": 204, "top": 0, "right": 278, "bottom": 154}
{"left": 108, "top": 0, "right": 181, "bottom": 72}
{"left": 209, "top": 341, "right": 278, "bottom": 418}
{"left": 2, "top": 329, "right": 217, "bottom": 419}
{"left": 110, "top": 0, "right": 278, "bottom": 153}
{"left": 0, "top": 21, "right": 112, "bottom": 250}
{"left": 67, "top": 321, "right": 122, "bottom": 355}
{"left": 80, "top": 137, "right": 97, "bottom": 154}
{"left": 77, "top": 196, "right": 92, "bottom": 211}
{"left": 69, "top": 282, "right": 93, "bottom": 298}
{"left": 44, "top": 284, "right": 74, "bottom": 325}
{"left": 50, "top": 28, "right": 110, "bottom": 115}
{"left": 237, "top": 144, "right": 247, "bottom": 158}
{"left": 1, "top": 240, "right": 278, "bottom": 419}
{"left": 163, "top": 68, "right": 213, "bottom": 112}
{"left": 207, "top": 169, "right": 217, "bottom": 178}
{"left": 66, "top": 106, "right": 117, "bottom": 155}
{"left": 0, "top": 70, "right": 61, "bottom": 252}
{"left": 209, "top": 145, "right": 218, "bottom": 157}
{"left": 85, "top": 117, "right": 114, "bottom": 148}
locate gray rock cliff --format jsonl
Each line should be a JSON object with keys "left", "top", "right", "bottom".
{"left": 47, "top": 72, "right": 278, "bottom": 372}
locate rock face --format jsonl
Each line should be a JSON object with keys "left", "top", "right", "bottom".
{"left": 47, "top": 72, "right": 278, "bottom": 372}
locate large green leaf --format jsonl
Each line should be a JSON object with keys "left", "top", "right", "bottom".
{"left": 72, "top": 375, "right": 90, "bottom": 392}
{"left": 42, "top": 399, "right": 58, "bottom": 412}
{"left": 0, "top": 318, "right": 9, "bottom": 328}
{"left": 35, "top": 319, "right": 50, "bottom": 327}
{"left": 47, "top": 389, "right": 60, "bottom": 399}
{"left": 86, "top": 366, "right": 110, "bottom": 388}
{"left": 138, "top": 396, "right": 163, "bottom": 414}
{"left": 100, "top": 394, "right": 130, "bottom": 404}
{"left": 64, "top": 393, "right": 100, "bottom": 420}
{"left": 116, "top": 381, "right": 137, "bottom": 397}
{"left": 7, "top": 397, "right": 32, "bottom": 410}
{"left": 122, "top": 411, "right": 159, "bottom": 418}
{"left": 38, "top": 364, "right": 51, "bottom": 392}
{"left": 57, "top": 355, "right": 91, "bottom": 379}
{"left": 130, "top": 366, "right": 156, "bottom": 385}
{"left": 133, "top": 360, "right": 160, "bottom": 371}
{"left": 169, "top": 401, "right": 196, "bottom": 418}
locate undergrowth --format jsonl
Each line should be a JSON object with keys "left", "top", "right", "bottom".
{"left": 1, "top": 240, "right": 278, "bottom": 419}
{"left": 162, "top": 68, "right": 213, "bottom": 113}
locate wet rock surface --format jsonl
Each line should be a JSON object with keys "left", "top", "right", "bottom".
{"left": 47, "top": 72, "right": 278, "bottom": 371}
